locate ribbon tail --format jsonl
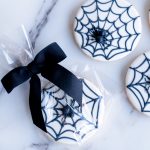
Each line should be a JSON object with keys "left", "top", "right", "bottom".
{"left": 29, "top": 75, "right": 47, "bottom": 132}
{"left": 42, "top": 64, "right": 83, "bottom": 106}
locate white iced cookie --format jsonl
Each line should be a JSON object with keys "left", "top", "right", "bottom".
{"left": 126, "top": 52, "right": 150, "bottom": 116}
{"left": 41, "top": 79, "right": 105, "bottom": 144}
{"left": 74, "top": 0, "right": 142, "bottom": 61}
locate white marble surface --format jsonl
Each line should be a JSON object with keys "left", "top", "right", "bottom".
{"left": 0, "top": 0, "right": 150, "bottom": 150}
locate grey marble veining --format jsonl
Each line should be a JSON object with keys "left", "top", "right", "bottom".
{"left": 25, "top": 143, "right": 49, "bottom": 150}
{"left": 26, "top": 142, "right": 79, "bottom": 150}
{"left": 29, "top": 0, "right": 58, "bottom": 48}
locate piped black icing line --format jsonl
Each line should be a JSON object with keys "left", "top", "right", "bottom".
{"left": 127, "top": 54, "right": 150, "bottom": 112}
{"left": 75, "top": 0, "right": 141, "bottom": 60}
{"left": 41, "top": 79, "right": 102, "bottom": 142}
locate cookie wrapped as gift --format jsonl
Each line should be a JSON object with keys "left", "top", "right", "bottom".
{"left": 41, "top": 78, "right": 105, "bottom": 144}
{"left": 0, "top": 37, "right": 105, "bottom": 144}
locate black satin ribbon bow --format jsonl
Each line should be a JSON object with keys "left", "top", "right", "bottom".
{"left": 1, "top": 42, "right": 82, "bottom": 132}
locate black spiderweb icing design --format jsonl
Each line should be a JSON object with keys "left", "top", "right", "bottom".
{"left": 41, "top": 79, "right": 102, "bottom": 143}
{"left": 127, "top": 53, "right": 150, "bottom": 112}
{"left": 74, "top": 0, "right": 141, "bottom": 60}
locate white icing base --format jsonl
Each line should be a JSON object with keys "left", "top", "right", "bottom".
{"left": 126, "top": 51, "right": 150, "bottom": 116}
{"left": 41, "top": 78, "right": 105, "bottom": 144}
{"left": 74, "top": 0, "right": 142, "bottom": 61}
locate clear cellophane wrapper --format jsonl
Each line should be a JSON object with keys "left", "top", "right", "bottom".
{"left": 41, "top": 61, "right": 112, "bottom": 145}
{"left": 0, "top": 32, "right": 34, "bottom": 94}
{"left": 0, "top": 28, "right": 113, "bottom": 145}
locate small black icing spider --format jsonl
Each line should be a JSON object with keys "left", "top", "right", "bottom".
{"left": 61, "top": 105, "right": 74, "bottom": 118}
{"left": 89, "top": 27, "right": 111, "bottom": 48}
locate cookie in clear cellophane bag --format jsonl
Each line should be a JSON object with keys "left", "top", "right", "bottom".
{"left": 0, "top": 28, "right": 110, "bottom": 145}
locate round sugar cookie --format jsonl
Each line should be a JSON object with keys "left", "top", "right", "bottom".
{"left": 41, "top": 78, "right": 105, "bottom": 144}
{"left": 74, "top": 0, "right": 142, "bottom": 61}
{"left": 126, "top": 51, "right": 150, "bottom": 116}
